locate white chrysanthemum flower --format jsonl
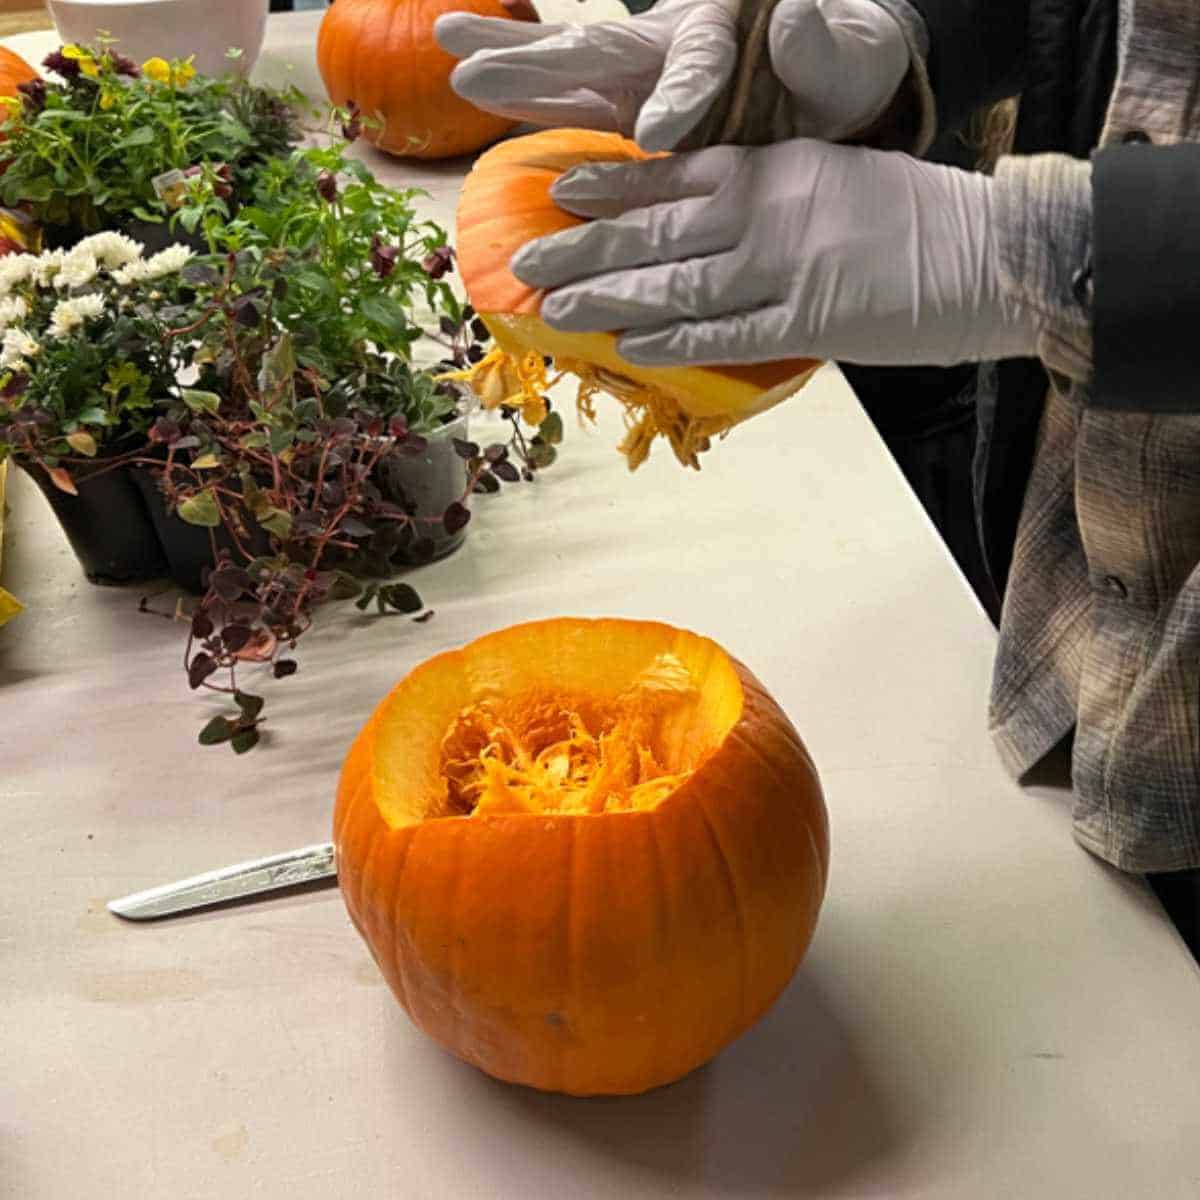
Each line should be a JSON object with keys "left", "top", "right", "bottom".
{"left": 1, "top": 327, "right": 39, "bottom": 367}
{"left": 56, "top": 249, "right": 99, "bottom": 290}
{"left": 0, "top": 253, "right": 36, "bottom": 294}
{"left": 112, "top": 259, "right": 150, "bottom": 286}
{"left": 140, "top": 243, "right": 193, "bottom": 280}
{"left": 0, "top": 295, "right": 28, "bottom": 330}
{"left": 75, "top": 231, "right": 144, "bottom": 270}
{"left": 31, "top": 250, "right": 66, "bottom": 288}
{"left": 48, "top": 293, "right": 106, "bottom": 338}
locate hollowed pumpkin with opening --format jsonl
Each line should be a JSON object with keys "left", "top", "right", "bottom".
{"left": 454, "top": 129, "right": 823, "bottom": 470}
{"left": 335, "top": 617, "right": 829, "bottom": 1096}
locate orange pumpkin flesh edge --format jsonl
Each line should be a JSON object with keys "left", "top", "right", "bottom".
{"left": 335, "top": 617, "right": 829, "bottom": 1096}
{"left": 317, "top": 0, "right": 527, "bottom": 160}
{"left": 454, "top": 130, "right": 823, "bottom": 468}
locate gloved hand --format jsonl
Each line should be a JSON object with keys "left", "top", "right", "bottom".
{"left": 435, "top": 0, "right": 914, "bottom": 152}
{"left": 768, "top": 0, "right": 912, "bottom": 141}
{"left": 510, "top": 140, "right": 1038, "bottom": 368}
{"left": 434, "top": 0, "right": 739, "bottom": 152}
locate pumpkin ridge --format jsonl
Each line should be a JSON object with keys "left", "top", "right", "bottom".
{"left": 387, "top": 830, "right": 417, "bottom": 1015}
{"left": 696, "top": 797, "right": 749, "bottom": 1029}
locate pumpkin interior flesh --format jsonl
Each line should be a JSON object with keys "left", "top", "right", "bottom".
{"left": 371, "top": 622, "right": 744, "bottom": 826}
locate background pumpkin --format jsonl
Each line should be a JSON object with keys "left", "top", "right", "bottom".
{"left": 455, "top": 129, "right": 823, "bottom": 468}
{"left": 335, "top": 616, "right": 829, "bottom": 1096}
{"left": 0, "top": 47, "right": 35, "bottom": 100}
{"left": 317, "top": 0, "right": 532, "bottom": 160}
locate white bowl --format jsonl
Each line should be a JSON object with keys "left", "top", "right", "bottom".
{"left": 47, "top": 0, "right": 269, "bottom": 79}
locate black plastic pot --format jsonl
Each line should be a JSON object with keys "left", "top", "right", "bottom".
{"left": 128, "top": 466, "right": 272, "bottom": 596}
{"left": 376, "top": 409, "right": 474, "bottom": 567}
{"left": 22, "top": 460, "right": 168, "bottom": 586}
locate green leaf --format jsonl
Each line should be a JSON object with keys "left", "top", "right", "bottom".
{"left": 258, "top": 507, "right": 293, "bottom": 539}
{"left": 360, "top": 294, "right": 412, "bottom": 340}
{"left": 380, "top": 583, "right": 423, "bottom": 614}
{"left": 117, "top": 126, "right": 157, "bottom": 149}
{"left": 199, "top": 716, "right": 234, "bottom": 746}
{"left": 181, "top": 389, "right": 222, "bottom": 416}
{"left": 191, "top": 453, "right": 221, "bottom": 470}
{"left": 528, "top": 443, "right": 557, "bottom": 469}
{"left": 75, "top": 405, "right": 108, "bottom": 426}
{"left": 539, "top": 411, "right": 564, "bottom": 446}
{"left": 330, "top": 572, "right": 362, "bottom": 601}
{"left": 234, "top": 691, "right": 265, "bottom": 721}
{"left": 355, "top": 583, "right": 379, "bottom": 613}
{"left": 231, "top": 727, "right": 260, "bottom": 755}
{"left": 65, "top": 431, "right": 98, "bottom": 457}
{"left": 258, "top": 333, "right": 296, "bottom": 401}
{"left": 239, "top": 431, "right": 270, "bottom": 450}
{"left": 177, "top": 489, "right": 221, "bottom": 528}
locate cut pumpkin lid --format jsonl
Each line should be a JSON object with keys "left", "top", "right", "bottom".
{"left": 453, "top": 129, "right": 821, "bottom": 471}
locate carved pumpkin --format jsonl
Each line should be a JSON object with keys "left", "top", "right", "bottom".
{"left": 454, "top": 129, "right": 822, "bottom": 469}
{"left": 335, "top": 617, "right": 829, "bottom": 1096}
{"left": 316, "top": 0, "right": 530, "bottom": 160}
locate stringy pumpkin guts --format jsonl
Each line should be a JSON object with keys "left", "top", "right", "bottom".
{"left": 439, "top": 652, "right": 703, "bottom": 814}
{"left": 447, "top": 347, "right": 732, "bottom": 471}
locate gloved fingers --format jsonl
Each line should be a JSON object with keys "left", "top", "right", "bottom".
{"left": 550, "top": 148, "right": 741, "bottom": 219}
{"left": 634, "top": 3, "right": 738, "bottom": 151}
{"left": 769, "top": 0, "right": 845, "bottom": 96}
{"left": 447, "top": 22, "right": 664, "bottom": 108}
{"left": 446, "top": 79, "right": 624, "bottom": 130}
{"left": 512, "top": 194, "right": 735, "bottom": 288}
{"left": 768, "top": 0, "right": 910, "bottom": 138}
{"left": 540, "top": 253, "right": 752, "bottom": 332}
{"left": 617, "top": 305, "right": 798, "bottom": 366}
{"left": 434, "top": 13, "right": 558, "bottom": 58}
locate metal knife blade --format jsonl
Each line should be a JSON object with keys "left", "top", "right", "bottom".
{"left": 107, "top": 842, "right": 337, "bottom": 921}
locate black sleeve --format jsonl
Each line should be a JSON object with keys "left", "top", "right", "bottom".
{"left": 901, "top": 0, "right": 1029, "bottom": 134}
{"left": 1092, "top": 143, "right": 1200, "bottom": 412}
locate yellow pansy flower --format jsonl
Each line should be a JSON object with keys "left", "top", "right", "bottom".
{"left": 0, "top": 95, "right": 21, "bottom": 122}
{"left": 62, "top": 44, "right": 99, "bottom": 78}
{"left": 141, "top": 56, "right": 171, "bottom": 85}
{"left": 172, "top": 56, "right": 196, "bottom": 87}
{"left": 99, "top": 90, "right": 116, "bottom": 111}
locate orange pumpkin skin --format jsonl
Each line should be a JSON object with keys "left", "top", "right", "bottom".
{"left": 316, "top": 0, "right": 524, "bottom": 160}
{"left": 456, "top": 129, "right": 822, "bottom": 424}
{"left": 335, "top": 617, "right": 829, "bottom": 1096}
{"left": 0, "top": 47, "right": 35, "bottom": 99}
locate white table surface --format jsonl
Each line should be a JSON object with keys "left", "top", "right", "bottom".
{"left": 5, "top": 14, "right": 1200, "bottom": 1200}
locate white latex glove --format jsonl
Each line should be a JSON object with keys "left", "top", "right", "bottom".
{"left": 510, "top": 140, "right": 1038, "bottom": 368}
{"left": 434, "top": 0, "right": 739, "bottom": 152}
{"left": 769, "top": 0, "right": 912, "bottom": 140}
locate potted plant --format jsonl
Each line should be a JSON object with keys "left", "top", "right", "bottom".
{"left": 0, "top": 233, "right": 197, "bottom": 581}
{"left": 0, "top": 133, "right": 563, "bottom": 749}
{"left": 0, "top": 42, "right": 300, "bottom": 251}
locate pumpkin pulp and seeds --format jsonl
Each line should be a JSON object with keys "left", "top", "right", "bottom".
{"left": 439, "top": 653, "right": 706, "bottom": 815}
{"left": 446, "top": 347, "right": 732, "bottom": 471}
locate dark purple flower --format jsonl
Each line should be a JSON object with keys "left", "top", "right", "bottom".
{"left": 42, "top": 49, "right": 81, "bottom": 80}
{"left": 2, "top": 371, "right": 29, "bottom": 399}
{"left": 110, "top": 52, "right": 140, "bottom": 78}
{"left": 340, "top": 100, "right": 362, "bottom": 143}
{"left": 421, "top": 245, "right": 455, "bottom": 280}
{"left": 370, "top": 234, "right": 398, "bottom": 279}
{"left": 316, "top": 170, "right": 338, "bottom": 203}
{"left": 17, "top": 78, "right": 46, "bottom": 114}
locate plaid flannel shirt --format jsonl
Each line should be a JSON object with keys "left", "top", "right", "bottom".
{"left": 887, "top": 0, "right": 1200, "bottom": 872}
